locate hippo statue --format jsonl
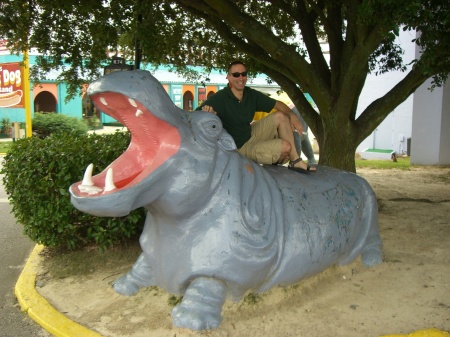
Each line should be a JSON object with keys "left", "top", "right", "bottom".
{"left": 69, "top": 70, "right": 383, "bottom": 331}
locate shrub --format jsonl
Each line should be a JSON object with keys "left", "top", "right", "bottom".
{"left": 84, "top": 115, "right": 102, "bottom": 129}
{"left": 32, "top": 112, "right": 89, "bottom": 138}
{"left": 1, "top": 131, "right": 145, "bottom": 250}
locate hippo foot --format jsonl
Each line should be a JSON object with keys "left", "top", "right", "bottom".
{"left": 171, "top": 277, "right": 227, "bottom": 330}
{"left": 361, "top": 247, "right": 383, "bottom": 267}
{"left": 113, "top": 273, "right": 142, "bottom": 296}
{"left": 113, "top": 252, "right": 156, "bottom": 296}
{"left": 172, "top": 301, "right": 222, "bottom": 330}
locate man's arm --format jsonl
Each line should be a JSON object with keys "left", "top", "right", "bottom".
{"left": 274, "top": 101, "right": 304, "bottom": 134}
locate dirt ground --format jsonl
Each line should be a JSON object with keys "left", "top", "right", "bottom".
{"left": 36, "top": 166, "right": 450, "bottom": 337}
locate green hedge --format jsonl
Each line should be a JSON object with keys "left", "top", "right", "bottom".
{"left": 32, "top": 112, "right": 89, "bottom": 138}
{"left": 1, "top": 131, "right": 145, "bottom": 250}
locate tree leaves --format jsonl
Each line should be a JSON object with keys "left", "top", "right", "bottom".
{"left": 1, "top": 0, "right": 448, "bottom": 170}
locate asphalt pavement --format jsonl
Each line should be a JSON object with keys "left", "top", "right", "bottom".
{"left": 0, "top": 156, "right": 51, "bottom": 337}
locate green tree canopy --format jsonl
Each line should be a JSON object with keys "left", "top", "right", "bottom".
{"left": 1, "top": 0, "right": 449, "bottom": 171}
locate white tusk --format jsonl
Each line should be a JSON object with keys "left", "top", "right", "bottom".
{"left": 104, "top": 168, "right": 117, "bottom": 192}
{"left": 100, "top": 97, "right": 107, "bottom": 105}
{"left": 81, "top": 163, "right": 94, "bottom": 186}
{"left": 128, "top": 98, "right": 137, "bottom": 107}
{"left": 79, "top": 163, "right": 103, "bottom": 194}
{"left": 135, "top": 109, "right": 144, "bottom": 117}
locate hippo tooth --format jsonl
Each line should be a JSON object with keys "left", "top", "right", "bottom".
{"left": 104, "top": 168, "right": 117, "bottom": 192}
{"left": 78, "top": 184, "right": 103, "bottom": 195}
{"left": 100, "top": 97, "right": 107, "bottom": 105}
{"left": 81, "top": 163, "right": 95, "bottom": 186}
{"left": 135, "top": 109, "right": 144, "bottom": 117}
{"left": 128, "top": 98, "right": 138, "bottom": 107}
{"left": 78, "top": 163, "right": 104, "bottom": 194}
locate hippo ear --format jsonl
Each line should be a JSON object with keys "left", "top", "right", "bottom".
{"left": 218, "top": 131, "right": 237, "bottom": 151}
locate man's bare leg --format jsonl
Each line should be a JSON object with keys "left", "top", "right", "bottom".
{"left": 274, "top": 111, "right": 316, "bottom": 171}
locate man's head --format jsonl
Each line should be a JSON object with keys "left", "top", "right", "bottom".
{"left": 226, "top": 60, "right": 247, "bottom": 91}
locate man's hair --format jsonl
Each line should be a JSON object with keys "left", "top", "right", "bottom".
{"left": 227, "top": 60, "right": 246, "bottom": 73}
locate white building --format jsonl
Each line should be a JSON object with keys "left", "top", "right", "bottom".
{"left": 355, "top": 29, "right": 449, "bottom": 165}
{"left": 356, "top": 30, "right": 416, "bottom": 156}
{"left": 324, "top": 27, "right": 450, "bottom": 165}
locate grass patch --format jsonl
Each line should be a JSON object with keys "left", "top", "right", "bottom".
{"left": 103, "top": 122, "right": 125, "bottom": 127}
{"left": 168, "top": 295, "right": 183, "bottom": 306}
{"left": 243, "top": 292, "right": 263, "bottom": 305}
{"left": 362, "top": 148, "right": 395, "bottom": 153}
{"left": 356, "top": 156, "right": 411, "bottom": 169}
{"left": 0, "top": 141, "right": 12, "bottom": 153}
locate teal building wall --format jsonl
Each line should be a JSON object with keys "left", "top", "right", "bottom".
{"left": 0, "top": 53, "right": 83, "bottom": 124}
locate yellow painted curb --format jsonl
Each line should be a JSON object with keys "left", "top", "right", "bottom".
{"left": 15, "top": 244, "right": 105, "bottom": 337}
{"left": 381, "top": 329, "right": 450, "bottom": 337}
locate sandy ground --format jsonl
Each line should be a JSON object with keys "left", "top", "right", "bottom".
{"left": 36, "top": 166, "right": 450, "bottom": 337}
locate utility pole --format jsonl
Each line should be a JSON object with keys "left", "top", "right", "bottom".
{"left": 134, "top": 0, "right": 142, "bottom": 70}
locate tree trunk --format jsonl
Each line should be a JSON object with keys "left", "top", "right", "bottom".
{"left": 317, "top": 124, "right": 358, "bottom": 173}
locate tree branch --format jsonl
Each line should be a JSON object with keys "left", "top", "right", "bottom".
{"left": 261, "top": 65, "right": 321, "bottom": 134}
{"left": 355, "top": 63, "right": 428, "bottom": 143}
{"left": 335, "top": 15, "right": 393, "bottom": 122}
{"left": 178, "top": 0, "right": 332, "bottom": 109}
{"left": 295, "top": 0, "right": 331, "bottom": 86}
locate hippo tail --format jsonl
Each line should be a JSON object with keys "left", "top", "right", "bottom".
{"left": 337, "top": 179, "right": 383, "bottom": 268}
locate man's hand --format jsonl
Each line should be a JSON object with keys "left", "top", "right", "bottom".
{"left": 289, "top": 112, "right": 304, "bottom": 134}
{"left": 201, "top": 105, "right": 217, "bottom": 115}
{"left": 274, "top": 101, "right": 304, "bottom": 134}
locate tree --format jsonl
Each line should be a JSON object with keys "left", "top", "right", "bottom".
{"left": 1, "top": 0, "right": 449, "bottom": 172}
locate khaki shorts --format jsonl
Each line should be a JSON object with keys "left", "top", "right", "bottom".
{"left": 238, "top": 113, "right": 282, "bottom": 165}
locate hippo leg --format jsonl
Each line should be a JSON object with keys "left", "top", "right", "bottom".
{"left": 361, "top": 225, "right": 383, "bottom": 267}
{"left": 338, "top": 189, "right": 383, "bottom": 268}
{"left": 113, "top": 253, "right": 156, "bottom": 296}
{"left": 171, "top": 277, "right": 227, "bottom": 330}
{"left": 360, "top": 196, "right": 383, "bottom": 267}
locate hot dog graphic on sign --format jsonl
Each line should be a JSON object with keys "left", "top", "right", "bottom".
{"left": 0, "top": 63, "right": 24, "bottom": 108}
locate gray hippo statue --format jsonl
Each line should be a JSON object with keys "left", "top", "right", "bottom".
{"left": 69, "top": 70, "right": 383, "bottom": 331}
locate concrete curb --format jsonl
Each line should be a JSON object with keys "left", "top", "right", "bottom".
{"left": 15, "top": 245, "right": 450, "bottom": 337}
{"left": 15, "top": 245, "right": 105, "bottom": 337}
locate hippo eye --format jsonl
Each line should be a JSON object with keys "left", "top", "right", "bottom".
{"left": 201, "top": 119, "right": 222, "bottom": 138}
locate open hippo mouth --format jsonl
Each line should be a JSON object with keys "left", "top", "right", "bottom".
{"left": 70, "top": 91, "right": 181, "bottom": 197}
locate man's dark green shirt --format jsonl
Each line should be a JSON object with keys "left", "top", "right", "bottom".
{"left": 196, "top": 85, "right": 276, "bottom": 148}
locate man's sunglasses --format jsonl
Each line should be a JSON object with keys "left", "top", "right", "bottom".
{"left": 230, "top": 72, "right": 248, "bottom": 78}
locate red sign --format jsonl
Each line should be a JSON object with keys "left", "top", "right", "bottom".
{"left": 0, "top": 62, "right": 24, "bottom": 108}
{"left": 197, "top": 87, "right": 206, "bottom": 106}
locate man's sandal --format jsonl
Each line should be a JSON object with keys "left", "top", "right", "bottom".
{"left": 288, "top": 158, "right": 313, "bottom": 174}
